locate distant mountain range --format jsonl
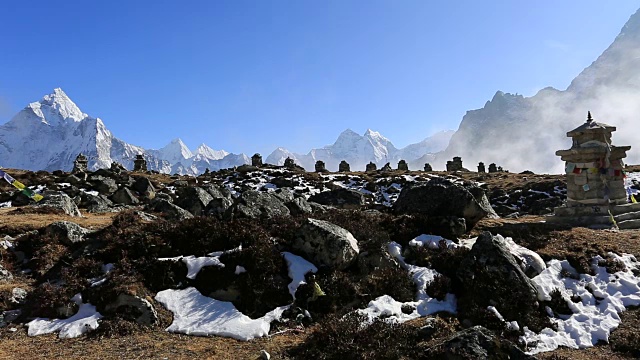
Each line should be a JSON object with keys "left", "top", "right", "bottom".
{"left": 0, "top": 89, "right": 452, "bottom": 174}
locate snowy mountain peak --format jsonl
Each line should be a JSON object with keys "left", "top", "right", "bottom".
{"left": 23, "top": 88, "right": 86, "bottom": 125}
{"left": 158, "top": 138, "right": 194, "bottom": 164}
{"left": 195, "top": 143, "right": 229, "bottom": 160}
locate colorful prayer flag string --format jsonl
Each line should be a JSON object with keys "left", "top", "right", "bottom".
{"left": 0, "top": 169, "right": 43, "bottom": 202}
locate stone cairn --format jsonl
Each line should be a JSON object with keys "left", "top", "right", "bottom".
{"left": 72, "top": 153, "right": 88, "bottom": 173}
{"left": 424, "top": 163, "right": 433, "bottom": 172}
{"left": 315, "top": 160, "right": 327, "bottom": 173}
{"left": 133, "top": 154, "right": 148, "bottom": 172}
{"left": 478, "top": 162, "right": 486, "bottom": 173}
{"left": 251, "top": 153, "right": 263, "bottom": 167}
{"left": 284, "top": 157, "right": 296, "bottom": 169}
{"left": 548, "top": 112, "right": 640, "bottom": 229}
{"left": 488, "top": 163, "right": 498, "bottom": 173}
{"left": 110, "top": 161, "right": 127, "bottom": 174}
{"left": 397, "top": 159, "right": 409, "bottom": 171}
{"left": 366, "top": 162, "right": 377, "bottom": 172}
{"left": 338, "top": 160, "right": 351, "bottom": 172}
{"left": 381, "top": 163, "right": 392, "bottom": 172}
{"left": 446, "top": 156, "right": 463, "bottom": 172}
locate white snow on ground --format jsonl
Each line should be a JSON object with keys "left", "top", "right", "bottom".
{"left": 0, "top": 201, "right": 11, "bottom": 208}
{"left": 155, "top": 287, "right": 287, "bottom": 340}
{"left": 358, "top": 241, "right": 457, "bottom": 322}
{"left": 521, "top": 253, "right": 640, "bottom": 354}
{"left": 158, "top": 248, "right": 240, "bottom": 279}
{"left": 27, "top": 294, "right": 102, "bottom": 338}
{"left": 409, "top": 234, "right": 457, "bottom": 249}
{"left": 282, "top": 252, "right": 318, "bottom": 299}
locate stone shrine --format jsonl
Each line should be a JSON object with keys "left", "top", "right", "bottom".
{"left": 446, "top": 157, "right": 463, "bottom": 172}
{"left": 478, "top": 162, "right": 486, "bottom": 173}
{"left": 251, "top": 153, "right": 263, "bottom": 167}
{"left": 366, "top": 162, "right": 377, "bottom": 172}
{"left": 488, "top": 163, "right": 498, "bottom": 173}
{"left": 548, "top": 112, "right": 640, "bottom": 229}
{"left": 133, "top": 154, "right": 148, "bottom": 172}
{"left": 397, "top": 160, "right": 409, "bottom": 171}
{"left": 424, "top": 163, "right": 433, "bottom": 172}
{"left": 338, "top": 160, "right": 350, "bottom": 172}
{"left": 381, "top": 163, "right": 392, "bottom": 172}
{"left": 72, "top": 153, "right": 88, "bottom": 173}
{"left": 315, "top": 160, "right": 327, "bottom": 173}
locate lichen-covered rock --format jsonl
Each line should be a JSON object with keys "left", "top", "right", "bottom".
{"left": 424, "top": 326, "right": 535, "bottom": 359}
{"left": 175, "top": 187, "right": 213, "bottom": 216}
{"left": 37, "top": 191, "right": 81, "bottom": 217}
{"left": 293, "top": 218, "right": 359, "bottom": 270}
{"left": 104, "top": 294, "right": 158, "bottom": 325}
{"left": 308, "top": 188, "right": 365, "bottom": 209}
{"left": 45, "top": 221, "right": 92, "bottom": 246}
{"left": 226, "top": 190, "right": 290, "bottom": 219}
{"left": 110, "top": 187, "right": 140, "bottom": 205}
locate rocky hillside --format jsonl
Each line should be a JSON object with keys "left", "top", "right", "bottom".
{"left": 0, "top": 165, "right": 640, "bottom": 359}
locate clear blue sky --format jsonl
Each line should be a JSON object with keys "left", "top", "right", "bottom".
{"left": 1, "top": 1, "right": 638, "bottom": 155}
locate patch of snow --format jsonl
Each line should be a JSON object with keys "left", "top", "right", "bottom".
{"left": 282, "top": 252, "right": 317, "bottom": 299}
{"left": 0, "top": 201, "right": 11, "bottom": 208}
{"left": 235, "top": 266, "right": 246, "bottom": 275}
{"left": 409, "top": 234, "right": 457, "bottom": 249}
{"left": 522, "top": 253, "right": 640, "bottom": 354}
{"left": 27, "top": 294, "right": 102, "bottom": 338}
{"left": 155, "top": 287, "right": 287, "bottom": 341}
{"left": 159, "top": 255, "right": 225, "bottom": 280}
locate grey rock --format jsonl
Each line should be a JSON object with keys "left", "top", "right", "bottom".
{"left": 393, "top": 178, "right": 498, "bottom": 232}
{"left": 293, "top": 218, "right": 359, "bottom": 270}
{"left": 45, "top": 221, "right": 92, "bottom": 246}
{"left": 133, "top": 177, "right": 156, "bottom": 199}
{"left": 10, "top": 287, "right": 27, "bottom": 305}
{"left": 175, "top": 187, "right": 213, "bottom": 216}
{"left": 110, "top": 187, "right": 140, "bottom": 205}
{"left": 105, "top": 294, "right": 158, "bottom": 325}
{"left": 308, "top": 188, "right": 365, "bottom": 209}
{"left": 272, "top": 188, "right": 295, "bottom": 203}
{"left": 82, "top": 193, "right": 116, "bottom": 213}
{"left": 457, "top": 232, "right": 539, "bottom": 323}
{"left": 62, "top": 174, "right": 82, "bottom": 185}
{"left": 204, "top": 197, "right": 234, "bottom": 219}
{"left": 226, "top": 190, "right": 290, "bottom": 219}
{"left": 286, "top": 197, "right": 313, "bottom": 215}
{"left": 37, "top": 191, "right": 82, "bottom": 217}
{"left": 88, "top": 175, "right": 118, "bottom": 195}
{"left": 149, "top": 198, "right": 194, "bottom": 221}
{"left": 424, "top": 326, "right": 535, "bottom": 360}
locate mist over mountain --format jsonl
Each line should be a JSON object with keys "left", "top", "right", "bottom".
{"left": 438, "top": 9, "right": 640, "bottom": 174}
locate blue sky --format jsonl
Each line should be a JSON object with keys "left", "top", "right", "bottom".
{"left": 1, "top": 1, "right": 638, "bottom": 155}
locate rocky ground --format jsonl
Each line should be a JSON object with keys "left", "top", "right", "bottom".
{"left": 1, "top": 165, "right": 640, "bottom": 359}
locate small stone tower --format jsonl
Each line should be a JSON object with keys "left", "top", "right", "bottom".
{"left": 478, "top": 162, "right": 486, "bottom": 173}
{"left": 338, "top": 160, "right": 350, "bottom": 172}
{"left": 446, "top": 157, "right": 463, "bottom": 172}
{"left": 488, "top": 163, "right": 498, "bottom": 173}
{"left": 133, "top": 154, "right": 148, "bottom": 172}
{"left": 72, "top": 153, "right": 88, "bottom": 173}
{"left": 424, "top": 163, "right": 433, "bottom": 172}
{"left": 366, "top": 162, "right": 377, "bottom": 172}
{"left": 252, "top": 153, "right": 263, "bottom": 167}
{"left": 397, "top": 159, "right": 409, "bottom": 171}
{"left": 284, "top": 157, "right": 296, "bottom": 169}
{"left": 315, "top": 160, "right": 327, "bottom": 173}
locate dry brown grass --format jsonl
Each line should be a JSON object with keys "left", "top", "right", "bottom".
{"left": 0, "top": 208, "right": 116, "bottom": 235}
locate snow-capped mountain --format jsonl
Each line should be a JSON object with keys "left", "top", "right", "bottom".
{"left": 266, "top": 129, "right": 454, "bottom": 171}
{"left": 438, "top": 8, "right": 640, "bottom": 174}
{"left": 0, "top": 89, "right": 247, "bottom": 175}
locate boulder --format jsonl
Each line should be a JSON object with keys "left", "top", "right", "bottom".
{"left": 203, "top": 184, "right": 232, "bottom": 199}
{"left": 456, "top": 232, "right": 539, "bottom": 324}
{"left": 393, "top": 178, "right": 498, "bottom": 231}
{"left": 104, "top": 294, "right": 158, "bottom": 325}
{"left": 82, "top": 193, "right": 116, "bottom": 213}
{"left": 424, "top": 326, "right": 534, "bottom": 359}
{"left": 45, "top": 221, "right": 92, "bottom": 246}
{"left": 149, "top": 198, "right": 194, "bottom": 221}
{"left": 226, "top": 190, "right": 290, "bottom": 219}
{"left": 293, "top": 218, "right": 359, "bottom": 270}
{"left": 37, "top": 191, "right": 81, "bottom": 217}
{"left": 0, "top": 264, "right": 13, "bottom": 283}
{"left": 110, "top": 187, "right": 140, "bottom": 205}
{"left": 175, "top": 187, "right": 213, "bottom": 216}
{"left": 204, "top": 197, "right": 234, "bottom": 219}
{"left": 133, "top": 177, "right": 156, "bottom": 199}
{"left": 308, "top": 188, "right": 365, "bottom": 209}
{"left": 88, "top": 175, "right": 118, "bottom": 195}
{"left": 286, "top": 197, "right": 313, "bottom": 215}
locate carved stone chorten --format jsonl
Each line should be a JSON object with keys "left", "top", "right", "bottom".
{"left": 424, "top": 163, "right": 433, "bottom": 172}
{"left": 477, "top": 162, "right": 486, "bottom": 173}
{"left": 548, "top": 112, "right": 640, "bottom": 229}
{"left": 446, "top": 157, "right": 463, "bottom": 172}
{"left": 366, "top": 162, "right": 377, "bottom": 172}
